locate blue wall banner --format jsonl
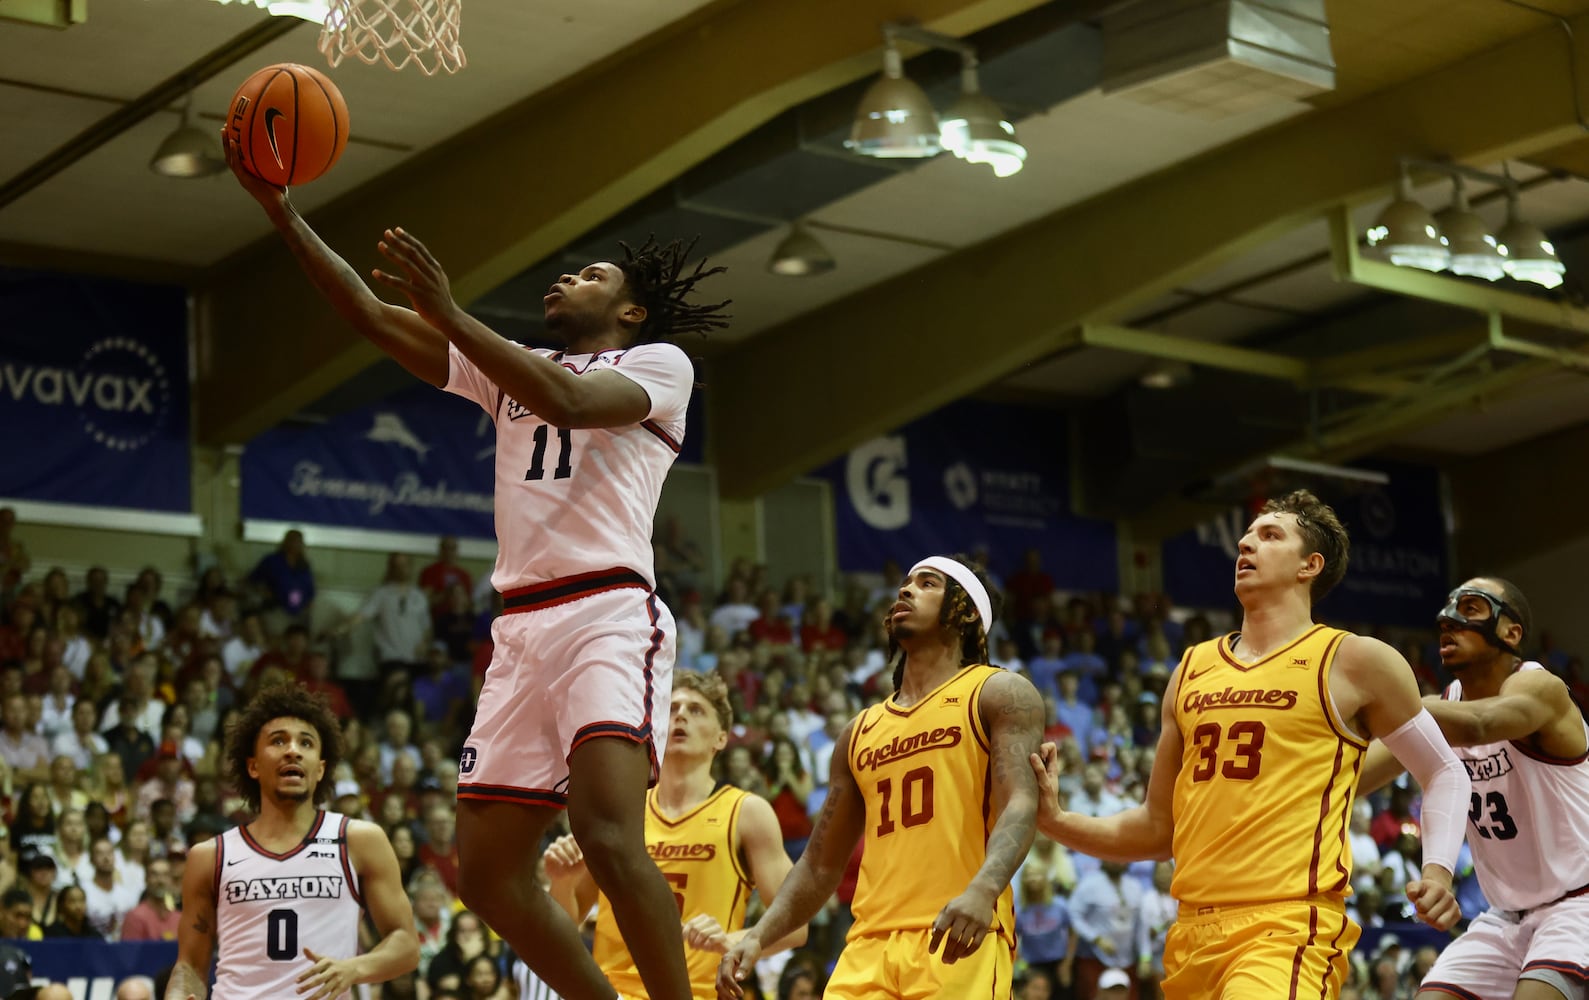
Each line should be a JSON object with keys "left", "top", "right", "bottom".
{"left": 241, "top": 378, "right": 706, "bottom": 539}
{"left": 24, "top": 940, "right": 179, "bottom": 998}
{"left": 0, "top": 269, "right": 190, "bottom": 512}
{"left": 242, "top": 382, "right": 498, "bottom": 539}
{"left": 1162, "top": 460, "right": 1449, "bottom": 626}
{"left": 820, "top": 400, "right": 1118, "bottom": 591}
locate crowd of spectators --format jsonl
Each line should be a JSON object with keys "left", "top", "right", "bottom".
{"left": 0, "top": 504, "right": 1585, "bottom": 1000}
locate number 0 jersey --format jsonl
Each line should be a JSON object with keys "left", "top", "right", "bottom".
{"left": 1170, "top": 626, "right": 1366, "bottom": 908}
{"left": 847, "top": 664, "right": 1015, "bottom": 941}
{"left": 214, "top": 811, "right": 362, "bottom": 1000}
{"left": 444, "top": 342, "right": 692, "bottom": 593}
{"left": 592, "top": 785, "right": 754, "bottom": 1000}
{"left": 1443, "top": 661, "right": 1589, "bottom": 912}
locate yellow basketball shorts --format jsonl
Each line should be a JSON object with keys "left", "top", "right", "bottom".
{"left": 824, "top": 927, "right": 1015, "bottom": 1000}
{"left": 1160, "top": 896, "right": 1360, "bottom": 1000}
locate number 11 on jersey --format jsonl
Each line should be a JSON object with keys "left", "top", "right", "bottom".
{"left": 526, "top": 425, "right": 573, "bottom": 481}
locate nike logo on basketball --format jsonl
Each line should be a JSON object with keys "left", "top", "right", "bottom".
{"left": 227, "top": 858, "right": 243, "bottom": 866}
{"left": 1184, "top": 666, "right": 1215, "bottom": 682}
{"left": 263, "top": 107, "right": 286, "bottom": 167}
{"left": 859, "top": 715, "right": 882, "bottom": 734}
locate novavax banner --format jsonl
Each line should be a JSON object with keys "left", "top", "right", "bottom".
{"left": 0, "top": 268, "right": 190, "bottom": 511}
{"left": 241, "top": 381, "right": 497, "bottom": 539}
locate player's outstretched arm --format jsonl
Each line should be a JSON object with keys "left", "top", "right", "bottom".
{"left": 165, "top": 840, "right": 218, "bottom": 1000}
{"left": 717, "top": 720, "right": 867, "bottom": 999}
{"left": 1423, "top": 669, "right": 1576, "bottom": 746}
{"left": 372, "top": 228, "right": 654, "bottom": 429}
{"left": 702, "top": 794, "right": 806, "bottom": 957}
{"left": 1341, "top": 636, "right": 1469, "bottom": 930}
{"left": 1032, "top": 666, "right": 1183, "bottom": 862}
{"left": 221, "top": 133, "right": 448, "bottom": 387}
{"left": 931, "top": 671, "right": 1043, "bottom": 965}
{"left": 542, "top": 834, "right": 598, "bottom": 925}
{"left": 297, "top": 821, "right": 419, "bottom": 1000}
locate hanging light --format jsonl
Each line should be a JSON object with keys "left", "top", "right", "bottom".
{"left": 150, "top": 95, "right": 226, "bottom": 178}
{"left": 1496, "top": 193, "right": 1565, "bottom": 289}
{"left": 939, "top": 60, "right": 1026, "bottom": 178}
{"left": 767, "top": 223, "right": 836, "bottom": 277}
{"left": 1435, "top": 177, "right": 1504, "bottom": 281}
{"left": 845, "top": 40, "right": 941, "bottom": 159}
{"left": 1366, "top": 173, "right": 1448, "bottom": 272}
{"left": 210, "top": 0, "right": 330, "bottom": 20}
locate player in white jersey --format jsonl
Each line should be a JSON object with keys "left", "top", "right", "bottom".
{"left": 166, "top": 684, "right": 416, "bottom": 1000}
{"left": 1361, "top": 578, "right": 1589, "bottom": 1000}
{"left": 228, "top": 140, "right": 729, "bottom": 1000}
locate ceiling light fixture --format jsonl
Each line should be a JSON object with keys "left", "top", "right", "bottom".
{"left": 1436, "top": 176, "right": 1504, "bottom": 281}
{"left": 1497, "top": 193, "right": 1565, "bottom": 288}
{"left": 210, "top": 0, "right": 331, "bottom": 21}
{"left": 939, "top": 57, "right": 1026, "bottom": 178}
{"left": 1365, "top": 172, "right": 1448, "bottom": 272}
{"left": 150, "top": 95, "right": 226, "bottom": 178}
{"left": 767, "top": 223, "right": 836, "bottom": 276}
{"left": 845, "top": 33, "right": 941, "bottom": 159}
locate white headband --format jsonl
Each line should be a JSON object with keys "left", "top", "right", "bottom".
{"left": 909, "top": 556, "right": 993, "bottom": 635}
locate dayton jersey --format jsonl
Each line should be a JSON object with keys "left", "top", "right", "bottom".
{"left": 847, "top": 665, "right": 1015, "bottom": 941}
{"left": 213, "top": 811, "right": 362, "bottom": 999}
{"left": 1171, "top": 626, "right": 1367, "bottom": 907}
{"left": 593, "top": 785, "right": 754, "bottom": 1000}
{"left": 1443, "top": 661, "right": 1589, "bottom": 912}
{"left": 444, "top": 342, "right": 692, "bottom": 591}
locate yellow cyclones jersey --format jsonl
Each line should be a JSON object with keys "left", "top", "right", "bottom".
{"left": 848, "top": 664, "right": 1015, "bottom": 940}
{"left": 1170, "top": 625, "right": 1368, "bottom": 907}
{"left": 593, "top": 784, "right": 753, "bottom": 1000}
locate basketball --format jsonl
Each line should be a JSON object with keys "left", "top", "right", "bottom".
{"left": 227, "top": 63, "right": 350, "bottom": 187}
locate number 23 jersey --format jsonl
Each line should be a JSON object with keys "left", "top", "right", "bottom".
{"left": 445, "top": 342, "right": 692, "bottom": 592}
{"left": 213, "top": 811, "right": 362, "bottom": 1000}
{"left": 1170, "top": 626, "right": 1366, "bottom": 908}
{"left": 847, "top": 664, "right": 1014, "bottom": 940}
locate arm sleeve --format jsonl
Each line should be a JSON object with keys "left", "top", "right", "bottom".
{"left": 607, "top": 343, "right": 693, "bottom": 422}
{"left": 1378, "top": 708, "right": 1470, "bottom": 874}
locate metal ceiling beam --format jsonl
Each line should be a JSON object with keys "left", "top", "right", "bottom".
{"left": 708, "top": 13, "right": 1589, "bottom": 498}
{"left": 194, "top": 0, "right": 1050, "bottom": 446}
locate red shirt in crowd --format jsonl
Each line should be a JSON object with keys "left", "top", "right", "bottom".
{"left": 800, "top": 622, "right": 848, "bottom": 653}
{"left": 419, "top": 562, "right": 471, "bottom": 597}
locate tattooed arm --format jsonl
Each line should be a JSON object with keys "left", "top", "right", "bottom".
{"left": 166, "top": 839, "right": 218, "bottom": 1000}
{"left": 929, "top": 670, "right": 1043, "bottom": 964}
{"left": 717, "top": 717, "right": 866, "bottom": 997}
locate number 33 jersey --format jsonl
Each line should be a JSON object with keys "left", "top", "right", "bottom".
{"left": 214, "top": 811, "right": 362, "bottom": 999}
{"left": 1170, "top": 625, "right": 1365, "bottom": 908}
{"left": 847, "top": 664, "right": 1014, "bottom": 940}
{"left": 445, "top": 342, "right": 692, "bottom": 593}
{"left": 1443, "top": 661, "right": 1589, "bottom": 912}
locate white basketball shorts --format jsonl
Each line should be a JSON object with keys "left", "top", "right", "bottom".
{"left": 456, "top": 569, "right": 676, "bottom": 808}
{"left": 1421, "top": 894, "right": 1589, "bottom": 1000}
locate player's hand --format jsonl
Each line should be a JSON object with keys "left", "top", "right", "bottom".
{"left": 296, "top": 948, "right": 363, "bottom": 1000}
{"left": 372, "top": 227, "right": 461, "bottom": 330}
{"left": 1030, "top": 743, "right": 1065, "bottom": 827}
{"left": 219, "top": 129, "right": 288, "bottom": 211}
{"left": 716, "top": 932, "right": 762, "bottom": 999}
{"left": 542, "top": 834, "right": 586, "bottom": 880}
{"left": 1406, "top": 868, "right": 1461, "bottom": 931}
{"left": 1057, "top": 957, "right": 1073, "bottom": 988}
{"left": 929, "top": 885, "right": 995, "bottom": 964}
{"left": 1097, "top": 937, "right": 1118, "bottom": 956}
{"left": 683, "top": 913, "right": 731, "bottom": 953}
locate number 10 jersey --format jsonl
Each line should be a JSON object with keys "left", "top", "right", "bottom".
{"left": 1170, "top": 625, "right": 1365, "bottom": 908}
{"left": 213, "top": 811, "right": 362, "bottom": 999}
{"left": 846, "top": 664, "right": 1014, "bottom": 941}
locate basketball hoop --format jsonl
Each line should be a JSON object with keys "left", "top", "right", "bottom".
{"left": 318, "top": 0, "right": 465, "bottom": 75}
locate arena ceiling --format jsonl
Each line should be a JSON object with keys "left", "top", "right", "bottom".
{"left": 4, "top": 0, "right": 1589, "bottom": 538}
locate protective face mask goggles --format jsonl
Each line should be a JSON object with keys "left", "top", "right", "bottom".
{"left": 1436, "top": 587, "right": 1521, "bottom": 656}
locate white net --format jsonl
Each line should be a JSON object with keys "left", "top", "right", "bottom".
{"left": 319, "top": 0, "right": 465, "bottom": 75}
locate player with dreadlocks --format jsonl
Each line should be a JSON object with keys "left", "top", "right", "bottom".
{"left": 720, "top": 555, "right": 1045, "bottom": 1000}
{"left": 227, "top": 145, "right": 730, "bottom": 1000}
